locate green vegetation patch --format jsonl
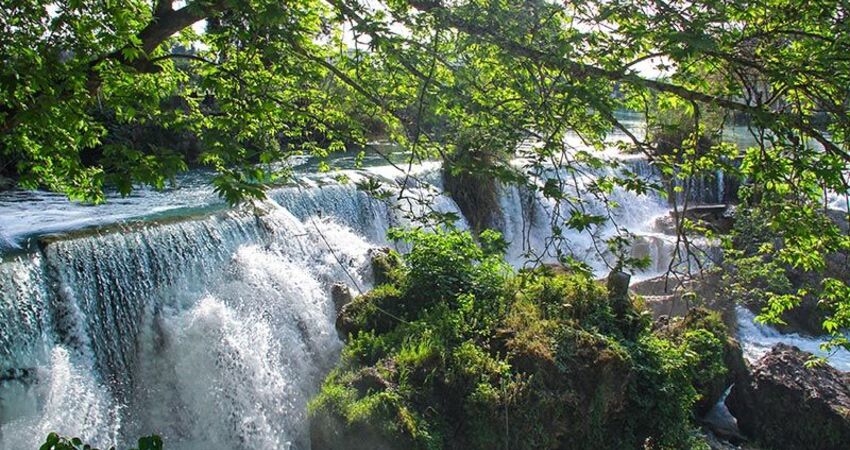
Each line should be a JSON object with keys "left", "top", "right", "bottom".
{"left": 311, "top": 229, "right": 733, "bottom": 450}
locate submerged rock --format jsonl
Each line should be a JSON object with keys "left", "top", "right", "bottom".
{"left": 726, "top": 343, "right": 850, "bottom": 450}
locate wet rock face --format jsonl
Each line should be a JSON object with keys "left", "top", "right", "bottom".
{"left": 631, "top": 271, "right": 738, "bottom": 333}
{"left": 331, "top": 282, "right": 354, "bottom": 314}
{"left": 654, "top": 205, "right": 735, "bottom": 235}
{"left": 726, "top": 343, "right": 850, "bottom": 450}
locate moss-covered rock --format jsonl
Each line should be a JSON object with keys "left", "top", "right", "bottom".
{"left": 335, "top": 284, "right": 405, "bottom": 339}
{"left": 442, "top": 156, "right": 501, "bottom": 235}
{"left": 369, "top": 247, "right": 403, "bottom": 286}
{"left": 314, "top": 229, "right": 728, "bottom": 449}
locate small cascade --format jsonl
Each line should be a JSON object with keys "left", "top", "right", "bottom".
{"left": 615, "top": 156, "right": 741, "bottom": 206}
{"left": 272, "top": 183, "right": 395, "bottom": 244}
{"left": 495, "top": 161, "right": 681, "bottom": 278}
{"left": 736, "top": 306, "right": 850, "bottom": 371}
{"left": 716, "top": 170, "right": 725, "bottom": 204}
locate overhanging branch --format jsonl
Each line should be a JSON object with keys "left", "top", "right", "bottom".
{"left": 406, "top": 0, "right": 848, "bottom": 160}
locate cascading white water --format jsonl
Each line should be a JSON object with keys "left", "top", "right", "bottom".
{"left": 0, "top": 153, "right": 846, "bottom": 450}
{"left": 0, "top": 254, "right": 52, "bottom": 375}
{"left": 0, "top": 199, "right": 383, "bottom": 449}
{"left": 736, "top": 306, "right": 850, "bottom": 371}
{"left": 1, "top": 347, "right": 123, "bottom": 450}
{"left": 494, "top": 159, "right": 686, "bottom": 277}
{"left": 0, "top": 161, "right": 477, "bottom": 449}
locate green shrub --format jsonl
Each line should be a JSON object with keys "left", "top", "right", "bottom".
{"left": 618, "top": 334, "right": 701, "bottom": 448}
{"left": 656, "top": 308, "right": 738, "bottom": 416}
{"left": 336, "top": 284, "right": 406, "bottom": 339}
{"left": 387, "top": 228, "right": 510, "bottom": 304}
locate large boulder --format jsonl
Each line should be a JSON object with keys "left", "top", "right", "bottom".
{"left": 726, "top": 343, "right": 850, "bottom": 450}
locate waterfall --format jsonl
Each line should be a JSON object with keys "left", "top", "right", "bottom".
{"left": 494, "top": 161, "right": 681, "bottom": 277}
{"left": 0, "top": 154, "right": 801, "bottom": 449}
{"left": 716, "top": 170, "right": 725, "bottom": 204}
{"left": 0, "top": 254, "right": 52, "bottom": 375}
{"left": 0, "top": 158, "right": 481, "bottom": 450}
{"left": 0, "top": 201, "right": 380, "bottom": 449}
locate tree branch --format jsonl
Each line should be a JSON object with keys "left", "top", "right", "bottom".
{"left": 154, "top": 0, "right": 173, "bottom": 17}
{"left": 136, "top": 1, "right": 215, "bottom": 55}
{"left": 406, "top": 0, "right": 849, "bottom": 160}
{"left": 2, "top": 1, "right": 225, "bottom": 134}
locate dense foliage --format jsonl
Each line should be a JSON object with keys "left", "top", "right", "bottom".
{"left": 312, "top": 229, "right": 732, "bottom": 449}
